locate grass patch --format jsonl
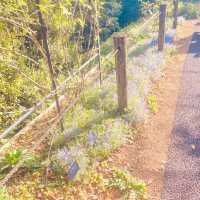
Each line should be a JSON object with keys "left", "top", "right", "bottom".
{"left": 106, "top": 168, "right": 147, "bottom": 199}
{"left": 147, "top": 94, "right": 158, "bottom": 114}
{"left": 179, "top": 2, "right": 200, "bottom": 19}
{"left": 0, "top": 188, "right": 13, "bottom": 200}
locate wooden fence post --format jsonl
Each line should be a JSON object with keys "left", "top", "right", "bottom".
{"left": 173, "top": 0, "right": 179, "bottom": 29}
{"left": 158, "top": 4, "right": 167, "bottom": 51}
{"left": 113, "top": 35, "right": 128, "bottom": 112}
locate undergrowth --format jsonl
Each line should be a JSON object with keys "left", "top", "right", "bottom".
{"left": 0, "top": 149, "right": 22, "bottom": 173}
{"left": 0, "top": 187, "right": 13, "bottom": 200}
{"left": 179, "top": 2, "right": 200, "bottom": 19}
{"left": 50, "top": 82, "right": 134, "bottom": 180}
{"left": 147, "top": 94, "right": 158, "bottom": 113}
{"left": 0, "top": 16, "right": 178, "bottom": 200}
{"left": 106, "top": 168, "right": 147, "bottom": 200}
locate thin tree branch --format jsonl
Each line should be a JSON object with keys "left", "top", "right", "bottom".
{"left": 35, "top": 0, "right": 64, "bottom": 131}
{"left": 0, "top": 47, "right": 39, "bottom": 66}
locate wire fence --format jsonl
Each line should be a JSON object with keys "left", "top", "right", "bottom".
{"left": 0, "top": 1, "right": 178, "bottom": 185}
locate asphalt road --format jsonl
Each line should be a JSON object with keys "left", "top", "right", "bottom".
{"left": 161, "top": 26, "right": 200, "bottom": 200}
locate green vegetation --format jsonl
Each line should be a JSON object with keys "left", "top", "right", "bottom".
{"left": 0, "top": 0, "right": 161, "bottom": 133}
{"left": 179, "top": 1, "right": 200, "bottom": 19}
{"left": 119, "top": 0, "right": 161, "bottom": 27}
{"left": 119, "top": 0, "right": 141, "bottom": 27}
{"left": 147, "top": 95, "right": 158, "bottom": 113}
{"left": 0, "top": 188, "right": 12, "bottom": 200}
{"left": 0, "top": 0, "right": 194, "bottom": 199}
{"left": 0, "top": 149, "right": 22, "bottom": 173}
{"left": 106, "top": 168, "right": 147, "bottom": 199}
{"left": 50, "top": 82, "right": 135, "bottom": 176}
{"left": 0, "top": 0, "right": 121, "bottom": 132}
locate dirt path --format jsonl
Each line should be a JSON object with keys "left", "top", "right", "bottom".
{"left": 161, "top": 23, "right": 200, "bottom": 200}
{"left": 110, "top": 20, "right": 197, "bottom": 200}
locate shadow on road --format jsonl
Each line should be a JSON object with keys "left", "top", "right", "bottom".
{"left": 172, "top": 125, "right": 200, "bottom": 157}
{"left": 188, "top": 32, "right": 200, "bottom": 57}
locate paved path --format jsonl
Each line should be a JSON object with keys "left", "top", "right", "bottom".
{"left": 161, "top": 25, "right": 200, "bottom": 199}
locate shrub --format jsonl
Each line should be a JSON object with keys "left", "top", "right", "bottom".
{"left": 0, "top": 149, "right": 22, "bottom": 173}
{"left": 0, "top": 188, "right": 12, "bottom": 200}
{"left": 179, "top": 2, "right": 200, "bottom": 19}
{"left": 106, "top": 168, "right": 147, "bottom": 199}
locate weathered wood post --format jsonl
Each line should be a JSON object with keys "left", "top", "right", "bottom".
{"left": 173, "top": 0, "right": 179, "bottom": 29}
{"left": 158, "top": 4, "right": 167, "bottom": 51}
{"left": 113, "top": 35, "right": 128, "bottom": 112}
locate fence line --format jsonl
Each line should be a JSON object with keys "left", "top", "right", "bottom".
{"left": 0, "top": 0, "right": 179, "bottom": 185}
{"left": 0, "top": 50, "right": 117, "bottom": 153}
{"left": 127, "top": 0, "right": 173, "bottom": 40}
{"left": 0, "top": 93, "right": 83, "bottom": 186}
{"left": 127, "top": 11, "right": 160, "bottom": 37}
{"left": 0, "top": 1, "right": 175, "bottom": 139}
{"left": 0, "top": 50, "right": 119, "bottom": 185}
{"left": 0, "top": 2, "right": 177, "bottom": 139}
{"left": 1, "top": 49, "right": 119, "bottom": 141}
{"left": 0, "top": 53, "right": 99, "bottom": 139}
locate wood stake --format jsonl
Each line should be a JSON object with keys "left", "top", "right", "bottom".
{"left": 113, "top": 35, "right": 128, "bottom": 112}
{"left": 173, "top": 0, "right": 179, "bottom": 29}
{"left": 158, "top": 4, "right": 167, "bottom": 51}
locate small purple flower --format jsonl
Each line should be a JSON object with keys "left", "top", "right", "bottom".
{"left": 57, "top": 147, "right": 72, "bottom": 165}
{"left": 88, "top": 131, "right": 97, "bottom": 146}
